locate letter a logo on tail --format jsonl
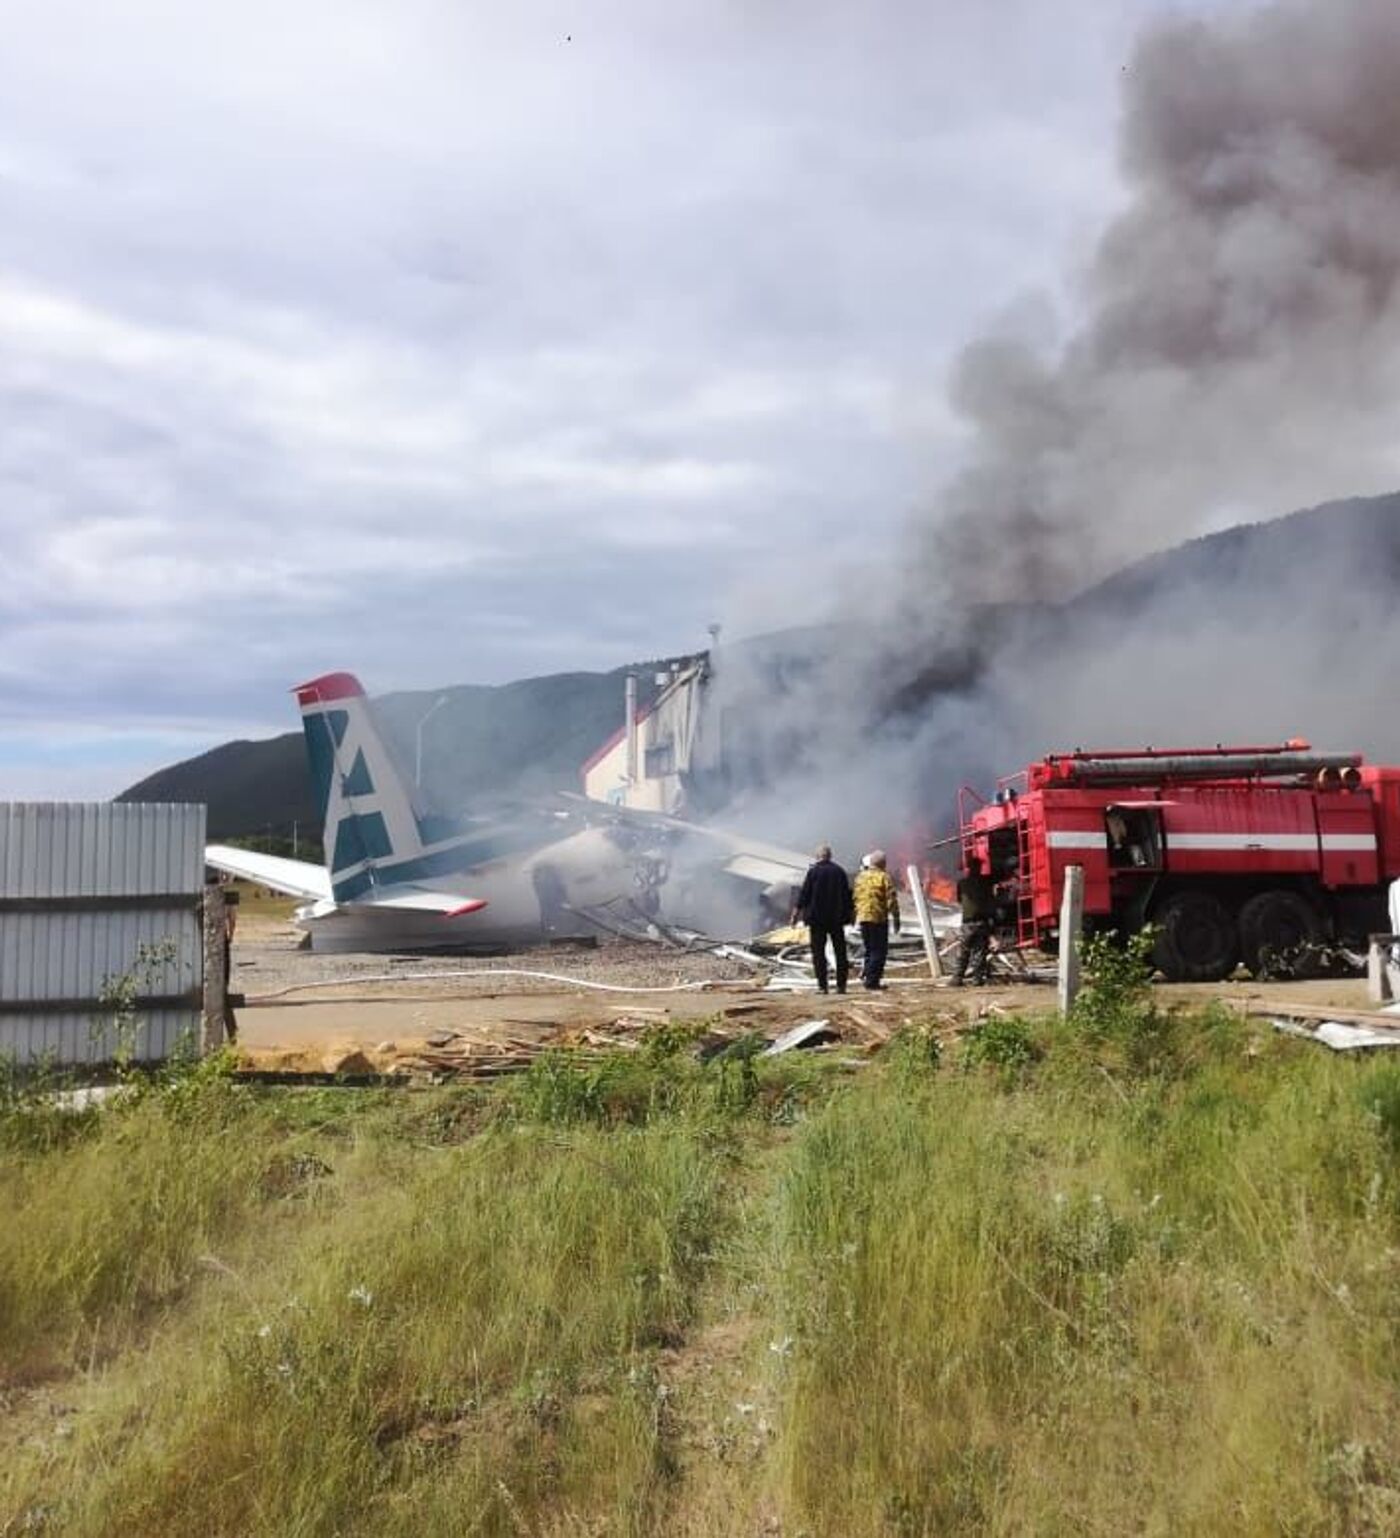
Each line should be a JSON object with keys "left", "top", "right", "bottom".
{"left": 293, "top": 672, "right": 428, "bottom": 903}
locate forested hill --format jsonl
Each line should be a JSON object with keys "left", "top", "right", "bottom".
{"left": 116, "top": 662, "right": 680, "bottom": 842}
{"left": 119, "top": 492, "right": 1400, "bottom": 841}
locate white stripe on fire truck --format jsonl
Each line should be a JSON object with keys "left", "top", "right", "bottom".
{"left": 1170, "top": 833, "right": 1377, "bottom": 851}
{"left": 1044, "top": 831, "right": 1377, "bottom": 853}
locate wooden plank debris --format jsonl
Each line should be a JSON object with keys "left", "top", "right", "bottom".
{"left": 1243, "top": 999, "right": 1400, "bottom": 1030}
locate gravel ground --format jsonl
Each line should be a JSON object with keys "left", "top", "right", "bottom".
{"left": 232, "top": 925, "right": 762, "bottom": 1001}
{"left": 230, "top": 909, "right": 1379, "bottom": 1022}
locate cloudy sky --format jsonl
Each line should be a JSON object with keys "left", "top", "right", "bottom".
{"left": 0, "top": 0, "right": 1231, "bottom": 798}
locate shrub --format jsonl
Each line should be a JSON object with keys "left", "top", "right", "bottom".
{"left": 962, "top": 1014, "right": 1038, "bottom": 1077}
{"left": 1359, "top": 1062, "right": 1400, "bottom": 1157}
{"left": 1071, "top": 929, "right": 1156, "bottom": 1038}
{"left": 640, "top": 1018, "right": 707, "bottom": 1063}
{"left": 0, "top": 1054, "right": 98, "bottom": 1155}
{"left": 708, "top": 1033, "right": 765, "bottom": 1117}
{"left": 885, "top": 1022, "right": 942, "bottom": 1083}
{"left": 514, "top": 1048, "right": 611, "bottom": 1125}
{"left": 1064, "top": 928, "right": 1193, "bottom": 1076}
{"left": 91, "top": 937, "right": 181, "bottom": 1069}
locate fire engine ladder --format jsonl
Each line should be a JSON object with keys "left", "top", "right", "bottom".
{"left": 1013, "top": 814, "right": 1037, "bottom": 950}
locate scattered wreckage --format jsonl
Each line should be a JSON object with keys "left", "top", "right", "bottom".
{"left": 229, "top": 881, "right": 1052, "bottom": 1085}
{"left": 207, "top": 671, "right": 813, "bottom": 952}
{"left": 236, "top": 984, "right": 1007, "bottom": 1086}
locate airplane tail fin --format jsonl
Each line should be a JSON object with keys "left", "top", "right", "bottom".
{"left": 294, "top": 672, "right": 429, "bottom": 904}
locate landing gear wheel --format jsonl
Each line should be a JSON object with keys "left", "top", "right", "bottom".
{"left": 1152, "top": 891, "right": 1239, "bottom": 982}
{"left": 1239, "top": 889, "right": 1322, "bottom": 979}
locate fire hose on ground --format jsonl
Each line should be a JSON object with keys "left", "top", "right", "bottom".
{"left": 243, "top": 968, "right": 735, "bottom": 1004}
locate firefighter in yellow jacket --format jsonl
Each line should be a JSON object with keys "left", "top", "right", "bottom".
{"left": 853, "top": 850, "right": 901, "bottom": 990}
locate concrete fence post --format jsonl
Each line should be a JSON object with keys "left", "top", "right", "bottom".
{"left": 1057, "top": 865, "right": 1085, "bottom": 1016}
{"left": 906, "top": 865, "right": 944, "bottom": 979}
{"left": 1369, "top": 937, "right": 1394, "bottom": 1006}
{"left": 201, "top": 883, "right": 228, "bottom": 1054}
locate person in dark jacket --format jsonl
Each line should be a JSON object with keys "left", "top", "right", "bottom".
{"left": 951, "top": 854, "right": 996, "bottom": 986}
{"left": 792, "top": 843, "right": 854, "bottom": 994}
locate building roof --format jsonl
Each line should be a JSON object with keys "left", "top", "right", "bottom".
{"left": 579, "top": 657, "right": 706, "bottom": 780}
{"left": 579, "top": 700, "right": 658, "bottom": 779}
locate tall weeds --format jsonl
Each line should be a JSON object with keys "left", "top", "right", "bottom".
{"left": 0, "top": 1068, "right": 265, "bottom": 1380}
{"left": 5, "top": 1116, "right": 728, "bottom": 1536}
{"left": 769, "top": 1033, "right": 1400, "bottom": 1535}
{"left": 6, "top": 1023, "right": 1400, "bottom": 1534}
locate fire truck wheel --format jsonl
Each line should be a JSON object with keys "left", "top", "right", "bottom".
{"left": 1239, "top": 890, "right": 1322, "bottom": 979}
{"left": 1151, "top": 891, "right": 1239, "bottom": 982}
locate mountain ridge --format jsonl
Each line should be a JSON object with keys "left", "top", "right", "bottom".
{"left": 119, "top": 492, "right": 1400, "bottom": 839}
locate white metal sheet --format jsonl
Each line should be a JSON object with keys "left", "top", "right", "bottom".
{"left": 0, "top": 803, "right": 206, "bottom": 1066}
{"left": 0, "top": 802, "right": 205, "bottom": 897}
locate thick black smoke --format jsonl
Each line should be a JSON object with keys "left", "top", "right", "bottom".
{"left": 918, "top": 0, "right": 1400, "bottom": 619}
{"left": 716, "top": 0, "right": 1400, "bottom": 861}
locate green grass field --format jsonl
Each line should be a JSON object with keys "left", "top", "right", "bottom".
{"left": 5, "top": 984, "right": 1400, "bottom": 1535}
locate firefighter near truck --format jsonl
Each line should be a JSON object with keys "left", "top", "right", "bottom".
{"left": 959, "top": 742, "right": 1400, "bottom": 982}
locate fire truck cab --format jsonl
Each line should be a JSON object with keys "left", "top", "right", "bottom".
{"left": 959, "top": 743, "right": 1400, "bottom": 981}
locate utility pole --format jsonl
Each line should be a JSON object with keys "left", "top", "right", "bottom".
{"left": 415, "top": 695, "right": 450, "bottom": 788}
{"left": 624, "top": 675, "right": 639, "bottom": 784}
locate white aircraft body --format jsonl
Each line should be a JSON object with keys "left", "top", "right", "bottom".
{"left": 205, "top": 671, "right": 809, "bottom": 952}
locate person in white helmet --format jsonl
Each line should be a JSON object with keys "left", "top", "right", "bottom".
{"left": 853, "top": 850, "right": 901, "bottom": 990}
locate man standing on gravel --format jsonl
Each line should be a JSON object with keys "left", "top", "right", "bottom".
{"left": 853, "top": 850, "right": 901, "bottom": 990}
{"left": 792, "top": 843, "right": 854, "bottom": 994}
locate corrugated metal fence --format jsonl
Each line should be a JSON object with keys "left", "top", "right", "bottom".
{"left": 0, "top": 803, "right": 206, "bottom": 1066}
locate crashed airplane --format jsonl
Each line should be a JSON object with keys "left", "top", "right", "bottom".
{"left": 205, "top": 671, "right": 811, "bottom": 952}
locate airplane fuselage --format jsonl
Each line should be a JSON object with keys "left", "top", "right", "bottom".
{"left": 296, "top": 824, "right": 662, "bottom": 952}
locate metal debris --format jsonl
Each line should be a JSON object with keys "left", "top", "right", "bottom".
{"left": 1270, "top": 1017, "right": 1400, "bottom": 1051}
{"left": 761, "top": 1020, "right": 837, "bottom": 1056}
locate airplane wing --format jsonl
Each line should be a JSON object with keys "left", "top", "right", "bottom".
{"left": 719, "top": 850, "right": 808, "bottom": 886}
{"left": 560, "top": 794, "right": 809, "bottom": 885}
{"left": 207, "top": 846, "right": 488, "bottom": 919}
{"left": 206, "top": 844, "right": 333, "bottom": 902}
{"left": 352, "top": 886, "right": 488, "bottom": 917}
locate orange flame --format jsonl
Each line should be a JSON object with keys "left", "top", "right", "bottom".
{"left": 886, "top": 831, "right": 959, "bottom": 904}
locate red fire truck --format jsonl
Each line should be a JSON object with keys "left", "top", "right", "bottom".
{"left": 958, "top": 743, "right": 1400, "bottom": 981}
